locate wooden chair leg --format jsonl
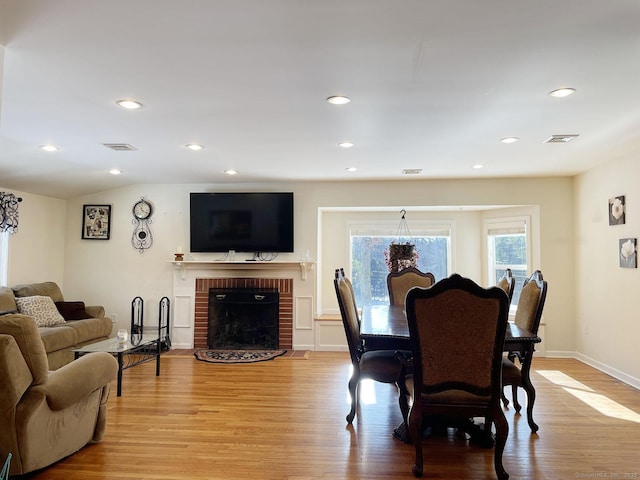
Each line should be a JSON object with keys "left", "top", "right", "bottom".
{"left": 493, "top": 406, "right": 510, "bottom": 480}
{"left": 346, "top": 375, "right": 359, "bottom": 423}
{"left": 524, "top": 384, "right": 539, "bottom": 432}
{"left": 511, "top": 385, "right": 522, "bottom": 412}
{"left": 408, "top": 407, "right": 423, "bottom": 477}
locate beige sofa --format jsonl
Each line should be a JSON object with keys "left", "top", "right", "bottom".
{"left": 0, "top": 281, "right": 113, "bottom": 370}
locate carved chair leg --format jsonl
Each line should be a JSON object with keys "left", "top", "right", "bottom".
{"left": 493, "top": 406, "right": 510, "bottom": 480}
{"left": 346, "top": 375, "right": 359, "bottom": 423}
{"left": 511, "top": 385, "right": 522, "bottom": 412}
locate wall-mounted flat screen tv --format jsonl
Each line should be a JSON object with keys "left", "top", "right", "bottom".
{"left": 190, "top": 192, "right": 294, "bottom": 253}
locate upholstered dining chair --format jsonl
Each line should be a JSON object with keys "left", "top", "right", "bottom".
{"left": 334, "top": 268, "right": 410, "bottom": 423}
{"left": 501, "top": 270, "right": 547, "bottom": 432}
{"left": 496, "top": 268, "right": 515, "bottom": 303}
{"left": 386, "top": 267, "right": 435, "bottom": 307}
{"left": 403, "top": 273, "right": 510, "bottom": 479}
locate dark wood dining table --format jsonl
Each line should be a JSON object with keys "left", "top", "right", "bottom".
{"left": 359, "top": 304, "right": 542, "bottom": 443}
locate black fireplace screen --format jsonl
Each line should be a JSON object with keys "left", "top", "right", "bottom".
{"left": 207, "top": 288, "right": 279, "bottom": 349}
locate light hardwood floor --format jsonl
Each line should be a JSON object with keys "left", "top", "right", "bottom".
{"left": 22, "top": 352, "right": 640, "bottom": 480}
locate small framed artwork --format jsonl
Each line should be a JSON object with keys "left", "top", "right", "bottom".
{"left": 82, "top": 205, "right": 111, "bottom": 240}
{"left": 609, "top": 195, "right": 625, "bottom": 225}
{"left": 619, "top": 238, "right": 637, "bottom": 268}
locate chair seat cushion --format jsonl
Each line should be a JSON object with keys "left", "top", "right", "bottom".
{"left": 501, "top": 357, "right": 522, "bottom": 384}
{"left": 405, "top": 376, "right": 491, "bottom": 406}
{"left": 360, "top": 349, "right": 407, "bottom": 383}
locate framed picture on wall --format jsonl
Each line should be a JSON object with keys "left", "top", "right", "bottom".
{"left": 619, "top": 238, "right": 637, "bottom": 268}
{"left": 82, "top": 204, "right": 111, "bottom": 240}
{"left": 609, "top": 195, "right": 625, "bottom": 225}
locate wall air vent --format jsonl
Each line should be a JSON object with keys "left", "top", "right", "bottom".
{"left": 402, "top": 169, "right": 423, "bottom": 175}
{"left": 103, "top": 143, "right": 137, "bottom": 151}
{"left": 543, "top": 134, "right": 579, "bottom": 144}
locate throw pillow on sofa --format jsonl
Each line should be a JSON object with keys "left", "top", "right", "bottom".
{"left": 15, "top": 295, "right": 66, "bottom": 327}
{"left": 55, "top": 301, "right": 91, "bottom": 320}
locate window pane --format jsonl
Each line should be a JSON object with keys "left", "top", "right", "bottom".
{"left": 351, "top": 235, "right": 449, "bottom": 307}
{"left": 490, "top": 233, "right": 527, "bottom": 310}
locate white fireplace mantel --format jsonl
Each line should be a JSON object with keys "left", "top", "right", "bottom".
{"left": 170, "top": 260, "right": 315, "bottom": 280}
{"left": 169, "top": 260, "right": 316, "bottom": 350}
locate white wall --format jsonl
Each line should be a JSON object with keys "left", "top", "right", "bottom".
{"left": 5, "top": 176, "right": 575, "bottom": 363}
{"left": 3, "top": 189, "right": 66, "bottom": 287}
{"left": 574, "top": 156, "right": 640, "bottom": 387}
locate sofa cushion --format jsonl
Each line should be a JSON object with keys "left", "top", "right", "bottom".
{"left": 0, "top": 286, "right": 18, "bottom": 312}
{"left": 63, "top": 317, "right": 113, "bottom": 344}
{"left": 13, "top": 281, "right": 64, "bottom": 303}
{"left": 39, "top": 325, "right": 79, "bottom": 353}
{"left": 55, "top": 301, "right": 91, "bottom": 320}
{"left": 15, "top": 296, "right": 66, "bottom": 327}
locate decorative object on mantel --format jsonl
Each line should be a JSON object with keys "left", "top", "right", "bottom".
{"left": 384, "top": 209, "right": 419, "bottom": 273}
{"left": 619, "top": 238, "right": 637, "bottom": 268}
{"left": 174, "top": 245, "right": 184, "bottom": 261}
{"left": 131, "top": 196, "right": 153, "bottom": 253}
{"left": 194, "top": 349, "right": 287, "bottom": 364}
{"left": 609, "top": 195, "right": 625, "bottom": 225}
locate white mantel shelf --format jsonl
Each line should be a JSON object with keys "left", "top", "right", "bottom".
{"left": 169, "top": 260, "right": 315, "bottom": 280}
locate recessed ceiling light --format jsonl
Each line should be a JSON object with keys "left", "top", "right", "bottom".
{"left": 338, "top": 142, "right": 354, "bottom": 148}
{"left": 472, "top": 164, "right": 485, "bottom": 169}
{"left": 186, "top": 144, "right": 204, "bottom": 151}
{"left": 116, "top": 99, "right": 143, "bottom": 109}
{"left": 109, "top": 168, "right": 123, "bottom": 175}
{"left": 501, "top": 137, "right": 520, "bottom": 144}
{"left": 549, "top": 88, "right": 576, "bottom": 98}
{"left": 326, "top": 95, "right": 351, "bottom": 105}
{"left": 224, "top": 169, "right": 237, "bottom": 175}
{"left": 40, "top": 144, "right": 59, "bottom": 152}
{"left": 346, "top": 167, "right": 358, "bottom": 172}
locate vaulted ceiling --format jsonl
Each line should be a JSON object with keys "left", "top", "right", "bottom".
{"left": 1, "top": 0, "right": 639, "bottom": 198}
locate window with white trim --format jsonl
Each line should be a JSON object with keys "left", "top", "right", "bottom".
{"left": 349, "top": 222, "right": 452, "bottom": 307}
{"left": 486, "top": 217, "right": 530, "bottom": 311}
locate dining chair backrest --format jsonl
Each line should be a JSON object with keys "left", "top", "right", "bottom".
{"left": 404, "top": 273, "right": 510, "bottom": 479}
{"left": 406, "top": 273, "right": 509, "bottom": 395}
{"left": 387, "top": 267, "right": 435, "bottom": 306}
{"left": 513, "top": 270, "right": 547, "bottom": 335}
{"left": 337, "top": 268, "right": 360, "bottom": 326}
{"left": 334, "top": 269, "right": 364, "bottom": 364}
{"left": 496, "top": 268, "right": 515, "bottom": 303}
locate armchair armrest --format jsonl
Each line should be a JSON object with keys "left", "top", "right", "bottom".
{"left": 85, "top": 305, "right": 106, "bottom": 318}
{"left": 32, "top": 352, "right": 117, "bottom": 410}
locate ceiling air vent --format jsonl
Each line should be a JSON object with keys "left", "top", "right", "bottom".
{"left": 402, "top": 169, "right": 423, "bottom": 175}
{"left": 103, "top": 143, "right": 137, "bottom": 151}
{"left": 543, "top": 134, "right": 579, "bottom": 144}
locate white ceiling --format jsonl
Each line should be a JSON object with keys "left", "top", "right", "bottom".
{"left": 1, "top": 0, "right": 639, "bottom": 199}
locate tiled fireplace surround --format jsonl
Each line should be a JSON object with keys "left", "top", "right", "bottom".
{"left": 193, "top": 277, "right": 293, "bottom": 349}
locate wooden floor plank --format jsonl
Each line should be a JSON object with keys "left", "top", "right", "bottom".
{"left": 21, "top": 353, "right": 640, "bottom": 479}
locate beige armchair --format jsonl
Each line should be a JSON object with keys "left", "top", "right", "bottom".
{"left": 0, "top": 315, "right": 117, "bottom": 477}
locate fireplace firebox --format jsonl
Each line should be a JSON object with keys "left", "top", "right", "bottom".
{"left": 207, "top": 288, "right": 279, "bottom": 349}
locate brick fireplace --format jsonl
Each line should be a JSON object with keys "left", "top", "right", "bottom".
{"left": 193, "top": 277, "right": 293, "bottom": 349}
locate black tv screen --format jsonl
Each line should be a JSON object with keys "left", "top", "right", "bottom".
{"left": 190, "top": 192, "right": 294, "bottom": 253}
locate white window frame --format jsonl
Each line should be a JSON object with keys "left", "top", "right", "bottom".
{"left": 484, "top": 215, "right": 531, "bottom": 313}
{"left": 347, "top": 220, "right": 453, "bottom": 306}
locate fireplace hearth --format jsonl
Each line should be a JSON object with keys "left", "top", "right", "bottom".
{"left": 208, "top": 288, "right": 279, "bottom": 349}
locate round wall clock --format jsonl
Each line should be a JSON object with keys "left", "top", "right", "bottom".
{"left": 131, "top": 197, "right": 153, "bottom": 253}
